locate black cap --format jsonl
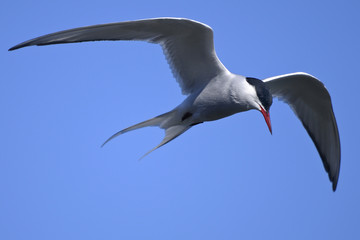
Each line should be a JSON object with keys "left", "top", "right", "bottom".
{"left": 246, "top": 77, "right": 273, "bottom": 111}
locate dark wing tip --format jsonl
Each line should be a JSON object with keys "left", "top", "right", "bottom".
{"left": 332, "top": 181, "right": 337, "bottom": 192}
{"left": 330, "top": 159, "right": 340, "bottom": 192}
{"left": 9, "top": 42, "right": 29, "bottom": 51}
{"left": 301, "top": 119, "right": 340, "bottom": 192}
{"left": 9, "top": 39, "right": 43, "bottom": 51}
{"left": 8, "top": 45, "right": 18, "bottom": 51}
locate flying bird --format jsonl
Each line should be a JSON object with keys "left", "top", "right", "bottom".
{"left": 9, "top": 18, "right": 340, "bottom": 191}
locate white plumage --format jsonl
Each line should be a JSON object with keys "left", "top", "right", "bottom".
{"left": 9, "top": 18, "right": 340, "bottom": 191}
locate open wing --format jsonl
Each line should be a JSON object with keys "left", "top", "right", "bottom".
{"left": 9, "top": 18, "right": 229, "bottom": 95}
{"left": 264, "top": 72, "right": 340, "bottom": 191}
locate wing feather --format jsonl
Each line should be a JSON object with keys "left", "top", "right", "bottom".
{"left": 264, "top": 72, "right": 340, "bottom": 191}
{"left": 9, "top": 18, "right": 228, "bottom": 95}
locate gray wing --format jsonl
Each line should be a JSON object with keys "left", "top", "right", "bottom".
{"left": 264, "top": 72, "right": 340, "bottom": 191}
{"left": 9, "top": 18, "right": 229, "bottom": 95}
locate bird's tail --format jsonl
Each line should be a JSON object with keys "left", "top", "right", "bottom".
{"left": 101, "top": 110, "right": 191, "bottom": 158}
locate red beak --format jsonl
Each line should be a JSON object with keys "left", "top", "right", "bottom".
{"left": 260, "top": 107, "right": 272, "bottom": 134}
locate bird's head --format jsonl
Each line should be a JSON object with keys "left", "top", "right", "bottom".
{"left": 246, "top": 77, "right": 273, "bottom": 134}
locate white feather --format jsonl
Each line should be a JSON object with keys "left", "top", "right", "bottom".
{"left": 264, "top": 72, "right": 340, "bottom": 191}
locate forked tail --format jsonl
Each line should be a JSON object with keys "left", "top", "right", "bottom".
{"left": 101, "top": 110, "right": 191, "bottom": 158}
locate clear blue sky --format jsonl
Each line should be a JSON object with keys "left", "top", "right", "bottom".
{"left": 2, "top": 0, "right": 359, "bottom": 239}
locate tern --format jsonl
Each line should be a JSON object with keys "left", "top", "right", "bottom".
{"left": 9, "top": 18, "right": 340, "bottom": 191}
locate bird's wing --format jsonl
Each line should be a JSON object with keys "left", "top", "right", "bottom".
{"left": 263, "top": 72, "right": 340, "bottom": 191}
{"left": 9, "top": 18, "right": 229, "bottom": 95}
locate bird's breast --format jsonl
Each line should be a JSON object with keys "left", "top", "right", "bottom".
{"left": 191, "top": 79, "right": 247, "bottom": 122}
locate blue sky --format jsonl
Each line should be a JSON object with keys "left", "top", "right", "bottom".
{"left": 2, "top": 0, "right": 359, "bottom": 239}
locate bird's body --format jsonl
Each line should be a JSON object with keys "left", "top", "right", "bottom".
{"left": 103, "top": 72, "right": 260, "bottom": 156}
{"left": 178, "top": 73, "right": 253, "bottom": 123}
{"left": 9, "top": 18, "right": 340, "bottom": 191}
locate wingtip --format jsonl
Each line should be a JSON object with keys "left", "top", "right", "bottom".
{"left": 8, "top": 44, "right": 25, "bottom": 51}
{"left": 330, "top": 164, "right": 340, "bottom": 192}
{"left": 332, "top": 179, "right": 338, "bottom": 192}
{"left": 9, "top": 41, "right": 32, "bottom": 51}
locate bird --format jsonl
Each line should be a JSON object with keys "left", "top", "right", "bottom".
{"left": 9, "top": 17, "right": 340, "bottom": 191}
